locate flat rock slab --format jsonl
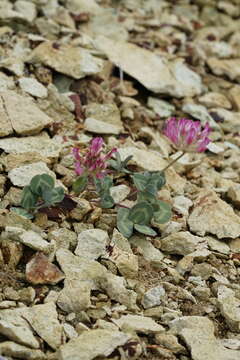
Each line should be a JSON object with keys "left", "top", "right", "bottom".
{"left": 28, "top": 41, "right": 103, "bottom": 79}
{"left": 0, "top": 134, "right": 61, "bottom": 158}
{"left": 0, "top": 91, "right": 52, "bottom": 136}
{"left": 169, "top": 316, "right": 240, "bottom": 360}
{"left": 95, "top": 36, "right": 202, "bottom": 98}
{"left": 0, "top": 341, "right": 46, "bottom": 360}
{"left": 188, "top": 190, "right": 240, "bottom": 238}
{"left": 75, "top": 229, "right": 109, "bottom": 260}
{"left": 113, "top": 314, "right": 165, "bottom": 334}
{"left": 160, "top": 231, "right": 204, "bottom": 255}
{"left": 207, "top": 58, "right": 240, "bottom": 81}
{"left": 58, "top": 329, "right": 130, "bottom": 360}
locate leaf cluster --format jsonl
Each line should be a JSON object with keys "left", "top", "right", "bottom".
{"left": 117, "top": 171, "right": 171, "bottom": 238}
{"left": 108, "top": 152, "right": 133, "bottom": 174}
{"left": 12, "top": 174, "right": 64, "bottom": 219}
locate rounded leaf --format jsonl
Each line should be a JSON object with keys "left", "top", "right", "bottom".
{"left": 21, "top": 186, "right": 38, "bottom": 210}
{"left": 117, "top": 207, "right": 134, "bottom": 238}
{"left": 134, "top": 224, "right": 157, "bottom": 236}
{"left": 73, "top": 176, "right": 88, "bottom": 194}
{"left": 129, "top": 201, "right": 153, "bottom": 225}
{"left": 30, "top": 174, "right": 54, "bottom": 195}
{"left": 11, "top": 207, "right": 34, "bottom": 220}
{"left": 153, "top": 200, "right": 172, "bottom": 224}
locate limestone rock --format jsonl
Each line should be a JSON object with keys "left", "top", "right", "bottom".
{"left": 3, "top": 227, "right": 53, "bottom": 254}
{"left": 188, "top": 190, "right": 240, "bottom": 238}
{"left": 113, "top": 314, "right": 165, "bottom": 334}
{"left": 169, "top": 316, "right": 239, "bottom": 360}
{"left": 0, "top": 91, "right": 52, "bottom": 136}
{"left": 48, "top": 228, "right": 77, "bottom": 251}
{"left": 24, "top": 302, "right": 63, "bottom": 350}
{"left": 110, "top": 185, "right": 130, "bottom": 204}
{"left": 0, "top": 341, "right": 46, "bottom": 360}
{"left": 207, "top": 58, "right": 240, "bottom": 81}
{"left": 182, "top": 102, "right": 219, "bottom": 129}
{"left": 26, "top": 252, "right": 65, "bottom": 285}
{"left": 160, "top": 232, "right": 203, "bottom": 255}
{"left": 28, "top": 41, "right": 103, "bottom": 79}
{"left": 198, "top": 92, "right": 231, "bottom": 109}
{"left": 58, "top": 329, "right": 130, "bottom": 360}
{"left": 96, "top": 36, "right": 202, "bottom": 98}
{"left": 84, "top": 118, "right": 123, "bottom": 135}
{"left": 229, "top": 85, "right": 240, "bottom": 111}
{"left": 108, "top": 244, "right": 138, "bottom": 279}
{"left": 130, "top": 235, "right": 164, "bottom": 265}
{"left": 227, "top": 184, "right": 240, "bottom": 206}
{"left": 8, "top": 161, "right": 55, "bottom": 187}
{"left": 147, "top": 97, "right": 175, "bottom": 117}
{"left": 209, "top": 108, "right": 240, "bottom": 133}
{"left": 19, "top": 77, "right": 48, "bottom": 98}
{"left": 141, "top": 286, "right": 166, "bottom": 309}
{"left": 0, "top": 134, "right": 61, "bottom": 159}
{"left": 217, "top": 285, "right": 240, "bottom": 332}
{"left": 173, "top": 195, "right": 193, "bottom": 216}
{"left": 207, "top": 237, "right": 230, "bottom": 255}
{"left": 75, "top": 229, "right": 109, "bottom": 260}
{"left": 0, "top": 319, "right": 39, "bottom": 349}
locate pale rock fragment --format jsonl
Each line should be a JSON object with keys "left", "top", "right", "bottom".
{"left": 19, "top": 77, "right": 48, "bottom": 98}
{"left": 130, "top": 235, "right": 164, "bottom": 265}
{"left": 8, "top": 161, "right": 55, "bottom": 187}
{"left": 182, "top": 102, "right": 219, "bottom": 129}
{"left": 58, "top": 329, "right": 130, "bottom": 360}
{"left": 141, "top": 286, "right": 166, "bottom": 309}
{"left": 207, "top": 58, "right": 240, "bottom": 81}
{"left": 75, "top": 229, "right": 109, "bottom": 260}
{"left": 0, "top": 319, "right": 39, "bottom": 349}
{"left": 96, "top": 36, "right": 202, "bottom": 97}
{"left": 198, "top": 92, "right": 231, "bottom": 109}
{"left": 14, "top": 0, "right": 37, "bottom": 22}
{"left": 209, "top": 108, "right": 240, "bottom": 132}
{"left": 28, "top": 41, "right": 103, "bottom": 79}
{"left": 207, "top": 236, "right": 230, "bottom": 255}
{"left": 160, "top": 232, "right": 203, "bottom": 255}
{"left": 188, "top": 190, "right": 240, "bottom": 238}
{"left": 169, "top": 316, "right": 240, "bottom": 360}
{"left": 0, "top": 341, "right": 46, "bottom": 360}
{"left": 229, "top": 85, "right": 240, "bottom": 111}
{"left": 110, "top": 185, "right": 130, "bottom": 204}
{"left": 113, "top": 314, "right": 165, "bottom": 334}
{"left": 147, "top": 97, "right": 175, "bottom": 117}
{"left": 173, "top": 195, "right": 193, "bottom": 216}
{"left": 217, "top": 285, "right": 240, "bottom": 332}
{"left": 227, "top": 184, "right": 240, "bottom": 206}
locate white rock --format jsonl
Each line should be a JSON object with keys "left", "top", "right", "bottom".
{"left": 182, "top": 103, "right": 219, "bottom": 129}
{"left": 147, "top": 97, "right": 175, "bottom": 117}
{"left": 207, "top": 58, "right": 240, "bottom": 81}
{"left": 113, "top": 314, "right": 165, "bottom": 334}
{"left": 84, "top": 117, "right": 122, "bottom": 135}
{"left": 130, "top": 235, "right": 164, "bottom": 265}
{"left": 0, "top": 319, "right": 39, "bottom": 349}
{"left": 28, "top": 41, "right": 103, "bottom": 79}
{"left": 14, "top": 0, "right": 37, "bottom": 22}
{"left": 217, "top": 285, "right": 240, "bottom": 332}
{"left": 58, "top": 329, "right": 130, "bottom": 360}
{"left": 173, "top": 195, "right": 193, "bottom": 216}
{"left": 198, "top": 92, "right": 231, "bottom": 109}
{"left": 160, "top": 232, "right": 203, "bottom": 255}
{"left": 3, "top": 227, "right": 53, "bottom": 254}
{"left": 141, "top": 285, "right": 166, "bottom": 309}
{"left": 19, "top": 77, "right": 48, "bottom": 98}
{"left": 8, "top": 161, "right": 55, "bottom": 187}
{"left": 96, "top": 36, "right": 202, "bottom": 97}
{"left": 207, "top": 237, "right": 230, "bottom": 255}
{"left": 0, "top": 341, "right": 46, "bottom": 360}
{"left": 110, "top": 185, "right": 130, "bottom": 204}
{"left": 169, "top": 316, "right": 239, "bottom": 360}
{"left": 75, "top": 229, "right": 109, "bottom": 260}
{"left": 0, "top": 134, "right": 61, "bottom": 158}
{"left": 188, "top": 190, "right": 240, "bottom": 238}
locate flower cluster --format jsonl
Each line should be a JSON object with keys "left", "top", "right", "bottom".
{"left": 164, "top": 117, "right": 211, "bottom": 153}
{"left": 72, "top": 137, "right": 117, "bottom": 179}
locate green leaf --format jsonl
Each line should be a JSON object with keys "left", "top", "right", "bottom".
{"left": 146, "top": 171, "right": 166, "bottom": 194}
{"left": 42, "top": 187, "right": 65, "bottom": 206}
{"left": 134, "top": 224, "right": 157, "bottom": 236}
{"left": 117, "top": 207, "right": 134, "bottom": 238}
{"left": 20, "top": 186, "right": 38, "bottom": 210}
{"left": 153, "top": 200, "right": 172, "bottom": 224}
{"left": 137, "top": 191, "right": 156, "bottom": 205}
{"left": 94, "top": 176, "right": 113, "bottom": 194}
{"left": 122, "top": 155, "right": 133, "bottom": 167}
{"left": 100, "top": 194, "right": 114, "bottom": 209}
{"left": 73, "top": 176, "right": 88, "bottom": 193}
{"left": 131, "top": 173, "right": 148, "bottom": 191}
{"left": 11, "top": 207, "right": 34, "bottom": 219}
{"left": 30, "top": 174, "right": 55, "bottom": 195}
{"left": 129, "top": 201, "right": 153, "bottom": 225}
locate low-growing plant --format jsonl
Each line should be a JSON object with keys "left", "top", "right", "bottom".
{"left": 11, "top": 174, "right": 64, "bottom": 219}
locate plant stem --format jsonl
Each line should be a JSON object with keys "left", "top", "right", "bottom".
{"left": 161, "top": 152, "right": 186, "bottom": 172}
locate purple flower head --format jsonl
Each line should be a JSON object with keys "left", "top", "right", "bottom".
{"left": 72, "top": 137, "right": 117, "bottom": 179}
{"left": 164, "top": 117, "right": 211, "bottom": 153}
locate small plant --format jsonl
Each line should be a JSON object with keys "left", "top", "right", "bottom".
{"left": 11, "top": 174, "right": 64, "bottom": 219}
{"left": 108, "top": 152, "right": 133, "bottom": 174}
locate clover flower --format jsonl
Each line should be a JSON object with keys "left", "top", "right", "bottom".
{"left": 72, "top": 137, "right": 117, "bottom": 179}
{"left": 164, "top": 117, "right": 211, "bottom": 153}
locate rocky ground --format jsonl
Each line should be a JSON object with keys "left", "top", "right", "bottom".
{"left": 0, "top": 0, "right": 240, "bottom": 359}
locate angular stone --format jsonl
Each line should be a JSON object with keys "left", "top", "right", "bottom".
{"left": 0, "top": 319, "right": 39, "bottom": 349}
{"left": 96, "top": 36, "right": 202, "bottom": 97}
{"left": 58, "top": 329, "right": 130, "bottom": 360}
{"left": 57, "top": 280, "right": 91, "bottom": 313}
{"left": 3, "top": 227, "right": 53, "bottom": 254}
{"left": 110, "top": 185, "right": 130, "bottom": 204}
{"left": 207, "top": 237, "right": 230, "bottom": 255}
{"left": 182, "top": 103, "right": 219, "bottom": 129}
{"left": 173, "top": 195, "right": 193, "bottom": 216}
{"left": 28, "top": 42, "right": 103, "bottom": 79}
{"left": 169, "top": 316, "right": 239, "bottom": 360}
{"left": 0, "top": 94, "right": 12, "bottom": 137}
{"left": 217, "top": 286, "right": 240, "bottom": 332}
{"left": 209, "top": 108, "right": 240, "bottom": 133}
{"left": 113, "top": 314, "right": 165, "bottom": 334}
{"left": 26, "top": 252, "right": 65, "bottom": 285}
{"left": 198, "top": 92, "right": 231, "bottom": 109}
{"left": 19, "top": 77, "right": 48, "bottom": 98}
{"left": 0, "top": 341, "right": 46, "bottom": 360}
{"left": 207, "top": 58, "right": 240, "bottom": 81}
{"left": 0, "top": 91, "right": 52, "bottom": 135}
{"left": 130, "top": 235, "right": 164, "bottom": 265}
{"left": 229, "top": 85, "right": 240, "bottom": 111}
{"left": 188, "top": 190, "right": 240, "bottom": 238}
{"left": 148, "top": 97, "right": 175, "bottom": 117}
{"left": 227, "top": 184, "right": 240, "bottom": 206}
{"left": 24, "top": 302, "right": 63, "bottom": 350}
{"left": 84, "top": 117, "right": 122, "bottom": 135}
{"left": 0, "top": 134, "right": 61, "bottom": 158}
{"left": 8, "top": 161, "right": 55, "bottom": 187}
{"left": 48, "top": 228, "right": 77, "bottom": 251}
{"left": 75, "top": 229, "right": 109, "bottom": 260}
{"left": 141, "top": 286, "right": 166, "bottom": 309}
{"left": 108, "top": 245, "right": 138, "bottom": 279}
{"left": 160, "top": 232, "right": 203, "bottom": 255}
